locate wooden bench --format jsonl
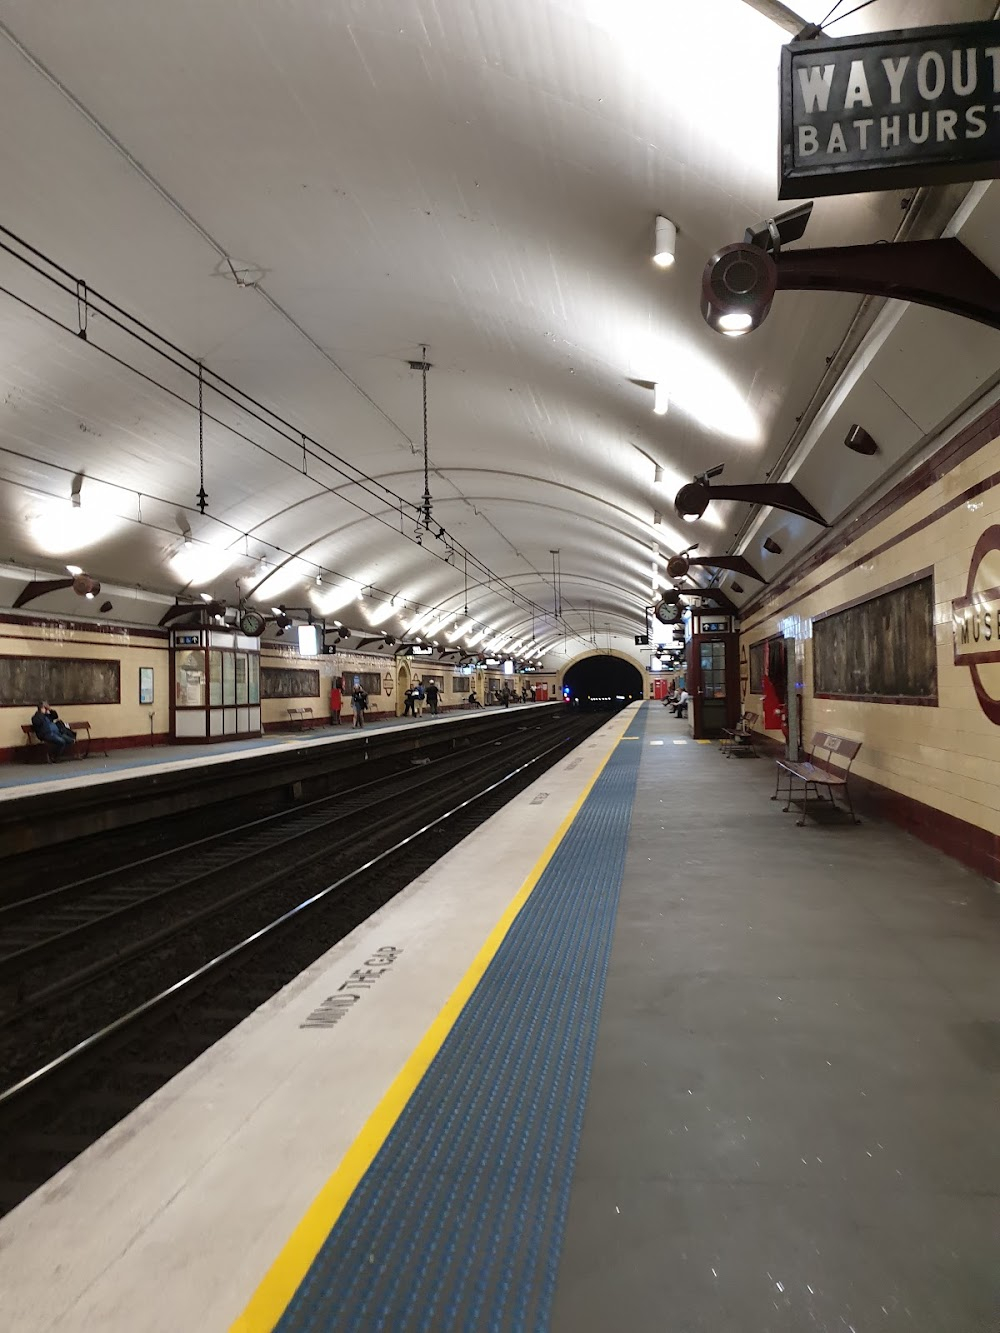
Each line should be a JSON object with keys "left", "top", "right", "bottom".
{"left": 772, "top": 731, "right": 861, "bottom": 827}
{"left": 21, "top": 719, "right": 95, "bottom": 761}
{"left": 287, "top": 706, "right": 314, "bottom": 730}
{"left": 720, "top": 709, "right": 758, "bottom": 758}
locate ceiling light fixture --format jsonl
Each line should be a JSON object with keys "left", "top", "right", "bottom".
{"left": 844, "top": 424, "right": 879, "bottom": 455}
{"left": 653, "top": 215, "right": 677, "bottom": 269}
{"left": 66, "top": 564, "right": 82, "bottom": 576}
{"left": 718, "top": 312, "right": 753, "bottom": 334}
{"left": 653, "top": 383, "right": 669, "bottom": 416}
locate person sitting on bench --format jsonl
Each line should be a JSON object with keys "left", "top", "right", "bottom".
{"left": 30, "top": 701, "right": 75, "bottom": 759}
{"left": 670, "top": 688, "right": 690, "bottom": 718}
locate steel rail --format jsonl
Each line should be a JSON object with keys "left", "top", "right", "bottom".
{"left": 0, "top": 717, "right": 547, "bottom": 922}
{"left": 0, "top": 721, "right": 593, "bottom": 1112}
{"left": 0, "top": 722, "right": 563, "bottom": 1013}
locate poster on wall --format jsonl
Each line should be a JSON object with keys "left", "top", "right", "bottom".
{"left": 175, "top": 649, "right": 205, "bottom": 707}
{"left": 139, "top": 666, "right": 154, "bottom": 705}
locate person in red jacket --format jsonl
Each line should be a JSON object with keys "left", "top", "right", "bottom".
{"left": 329, "top": 679, "right": 343, "bottom": 726}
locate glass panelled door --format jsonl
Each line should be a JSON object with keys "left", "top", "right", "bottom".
{"left": 698, "top": 638, "right": 728, "bottom": 737}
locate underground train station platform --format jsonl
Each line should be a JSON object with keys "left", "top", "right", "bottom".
{"left": 2, "top": 701, "right": 997, "bottom": 1332}
{"left": 0, "top": 702, "right": 561, "bottom": 856}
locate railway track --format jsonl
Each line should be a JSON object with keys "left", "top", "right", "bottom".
{"left": 0, "top": 709, "right": 610, "bottom": 1213}
{"left": 0, "top": 716, "right": 556, "bottom": 1008}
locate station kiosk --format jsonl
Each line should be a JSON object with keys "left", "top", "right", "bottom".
{"left": 171, "top": 622, "right": 263, "bottom": 742}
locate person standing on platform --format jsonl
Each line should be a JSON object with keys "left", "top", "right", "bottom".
{"left": 425, "top": 680, "right": 440, "bottom": 716}
{"left": 351, "top": 684, "right": 368, "bottom": 728}
{"left": 329, "top": 679, "right": 342, "bottom": 726}
{"left": 403, "top": 685, "right": 418, "bottom": 717}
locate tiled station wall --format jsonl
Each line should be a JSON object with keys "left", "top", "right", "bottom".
{"left": 0, "top": 616, "right": 556, "bottom": 757}
{"left": 739, "top": 408, "right": 1000, "bottom": 877}
{"left": 0, "top": 618, "right": 170, "bottom": 757}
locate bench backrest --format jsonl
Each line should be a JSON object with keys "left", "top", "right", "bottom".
{"left": 809, "top": 731, "right": 862, "bottom": 771}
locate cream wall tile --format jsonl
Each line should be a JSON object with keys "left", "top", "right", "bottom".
{"left": 740, "top": 428, "right": 1000, "bottom": 838}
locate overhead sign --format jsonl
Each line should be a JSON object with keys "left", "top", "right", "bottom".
{"left": 411, "top": 645, "right": 433, "bottom": 656}
{"left": 780, "top": 21, "right": 1000, "bottom": 198}
{"left": 952, "top": 525, "right": 1000, "bottom": 723}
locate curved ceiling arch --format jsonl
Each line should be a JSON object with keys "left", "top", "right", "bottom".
{"left": 378, "top": 569, "right": 653, "bottom": 646}
{"left": 245, "top": 490, "right": 668, "bottom": 610}
{"left": 0, "top": 0, "right": 978, "bottom": 673}
{"left": 237, "top": 465, "right": 677, "bottom": 557}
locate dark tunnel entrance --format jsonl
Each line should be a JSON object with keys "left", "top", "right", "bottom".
{"left": 562, "top": 655, "right": 643, "bottom": 710}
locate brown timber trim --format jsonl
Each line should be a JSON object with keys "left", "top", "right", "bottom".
{"left": 0, "top": 611, "right": 169, "bottom": 639}
{"left": 810, "top": 567, "right": 935, "bottom": 624}
{"left": 1, "top": 731, "right": 170, "bottom": 764}
{"left": 812, "top": 692, "right": 938, "bottom": 706}
{"left": 739, "top": 400, "right": 1000, "bottom": 633}
{"left": 753, "top": 732, "right": 1000, "bottom": 883}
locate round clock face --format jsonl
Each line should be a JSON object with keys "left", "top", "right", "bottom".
{"left": 654, "top": 600, "right": 682, "bottom": 626}
{"left": 240, "top": 609, "right": 267, "bottom": 637}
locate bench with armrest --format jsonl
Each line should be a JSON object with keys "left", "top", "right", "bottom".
{"left": 772, "top": 731, "right": 862, "bottom": 827}
{"left": 720, "top": 710, "right": 758, "bottom": 758}
{"left": 21, "top": 720, "right": 97, "bottom": 761}
{"left": 286, "top": 706, "right": 315, "bottom": 730}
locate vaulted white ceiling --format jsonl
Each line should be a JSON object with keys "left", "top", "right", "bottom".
{"left": 0, "top": 0, "right": 995, "bottom": 660}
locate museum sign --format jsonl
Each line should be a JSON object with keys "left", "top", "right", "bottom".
{"left": 952, "top": 525, "right": 1000, "bottom": 724}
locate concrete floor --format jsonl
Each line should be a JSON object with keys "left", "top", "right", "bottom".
{"left": 551, "top": 704, "right": 1000, "bottom": 1332}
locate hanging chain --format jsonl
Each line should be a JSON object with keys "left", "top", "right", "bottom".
{"left": 421, "top": 346, "right": 431, "bottom": 529}
{"left": 76, "top": 280, "right": 88, "bottom": 340}
{"left": 302, "top": 432, "right": 308, "bottom": 475}
{"left": 196, "top": 361, "right": 208, "bottom": 514}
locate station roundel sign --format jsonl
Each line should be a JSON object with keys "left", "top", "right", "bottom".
{"left": 239, "top": 609, "right": 267, "bottom": 637}
{"left": 952, "top": 525, "right": 1000, "bottom": 724}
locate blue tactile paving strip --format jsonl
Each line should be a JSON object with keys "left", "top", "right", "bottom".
{"left": 276, "top": 709, "right": 647, "bottom": 1333}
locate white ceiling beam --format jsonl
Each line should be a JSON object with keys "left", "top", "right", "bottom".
{"left": 737, "top": 0, "right": 807, "bottom": 34}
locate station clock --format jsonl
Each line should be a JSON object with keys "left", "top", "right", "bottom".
{"left": 239, "top": 609, "right": 267, "bottom": 637}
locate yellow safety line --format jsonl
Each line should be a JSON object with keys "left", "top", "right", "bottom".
{"left": 230, "top": 707, "right": 636, "bottom": 1332}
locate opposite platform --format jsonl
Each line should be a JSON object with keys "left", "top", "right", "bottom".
{"left": 0, "top": 701, "right": 557, "bottom": 802}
